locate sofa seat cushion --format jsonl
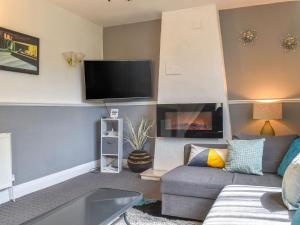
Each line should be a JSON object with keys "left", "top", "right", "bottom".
{"left": 161, "top": 166, "right": 234, "bottom": 199}
{"left": 233, "top": 172, "right": 282, "bottom": 187}
{"left": 203, "top": 185, "right": 294, "bottom": 225}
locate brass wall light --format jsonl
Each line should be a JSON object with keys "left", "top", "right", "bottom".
{"left": 63, "top": 52, "right": 85, "bottom": 66}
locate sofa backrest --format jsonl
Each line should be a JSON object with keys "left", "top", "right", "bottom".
{"left": 235, "top": 135, "right": 298, "bottom": 173}
{"left": 184, "top": 144, "right": 228, "bottom": 165}
{"left": 184, "top": 135, "right": 298, "bottom": 173}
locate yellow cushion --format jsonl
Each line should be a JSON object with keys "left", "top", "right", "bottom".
{"left": 207, "top": 149, "right": 226, "bottom": 168}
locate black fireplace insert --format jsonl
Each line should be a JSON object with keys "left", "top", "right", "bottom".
{"left": 157, "top": 103, "right": 223, "bottom": 138}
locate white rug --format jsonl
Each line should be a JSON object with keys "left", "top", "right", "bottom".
{"left": 116, "top": 208, "right": 202, "bottom": 225}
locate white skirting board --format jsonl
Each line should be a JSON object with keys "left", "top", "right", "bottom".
{"left": 0, "top": 160, "right": 99, "bottom": 205}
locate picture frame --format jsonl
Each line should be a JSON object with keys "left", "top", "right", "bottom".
{"left": 0, "top": 27, "right": 39, "bottom": 75}
{"left": 110, "top": 109, "right": 119, "bottom": 119}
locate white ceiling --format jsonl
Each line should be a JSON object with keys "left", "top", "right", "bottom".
{"left": 49, "top": 0, "right": 295, "bottom": 27}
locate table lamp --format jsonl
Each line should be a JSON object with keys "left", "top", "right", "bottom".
{"left": 253, "top": 102, "right": 283, "bottom": 136}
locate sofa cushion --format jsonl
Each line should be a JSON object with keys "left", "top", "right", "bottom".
{"left": 235, "top": 135, "right": 298, "bottom": 173}
{"left": 292, "top": 208, "right": 300, "bottom": 225}
{"left": 225, "top": 139, "right": 265, "bottom": 176}
{"left": 278, "top": 138, "right": 300, "bottom": 176}
{"left": 203, "top": 185, "right": 294, "bottom": 225}
{"left": 232, "top": 172, "right": 282, "bottom": 187}
{"left": 184, "top": 144, "right": 228, "bottom": 165}
{"left": 282, "top": 153, "right": 300, "bottom": 210}
{"left": 187, "top": 145, "right": 228, "bottom": 168}
{"left": 161, "top": 166, "right": 234, "bottom": 199}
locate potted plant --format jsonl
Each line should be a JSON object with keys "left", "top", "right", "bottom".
{"left": 125, "top": 118, "right": 153, "bottom": 173}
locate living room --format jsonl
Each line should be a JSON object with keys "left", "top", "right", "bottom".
{"left": 0, "top": 0, "right": 300, "bottom": 224}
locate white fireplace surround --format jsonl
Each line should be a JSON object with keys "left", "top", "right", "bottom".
{"left": 154, "top": 5, "right": 231, "bottom": 171}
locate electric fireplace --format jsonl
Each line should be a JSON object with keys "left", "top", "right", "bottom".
{"left": 157, "top": 103, "right": 223, "bottom": 138}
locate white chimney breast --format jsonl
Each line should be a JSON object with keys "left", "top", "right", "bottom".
{"left": 154, "top": 4, "right": 231, "bottom": 171}
{"left": 165, "top": 64, "right": 183, "bottom": 75}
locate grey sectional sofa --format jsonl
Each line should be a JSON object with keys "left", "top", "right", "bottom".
{"left": 161, "top": 135, "right": 297, "bottom": 221}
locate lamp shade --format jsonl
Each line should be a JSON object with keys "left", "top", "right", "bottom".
{"left": 253, "top": 102, "right": 283, "bottom": 120}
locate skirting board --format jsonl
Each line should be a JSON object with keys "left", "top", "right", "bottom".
{"left": 0, "top": 160, "right": 99, "bottom": 205}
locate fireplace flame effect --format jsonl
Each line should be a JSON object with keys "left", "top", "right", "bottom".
{"left": 165, "top": 112, "right": 212, "bottom": 131}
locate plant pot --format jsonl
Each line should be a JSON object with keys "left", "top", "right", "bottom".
{"left": 127, "top": 150, "right": 152, "bottom": 173}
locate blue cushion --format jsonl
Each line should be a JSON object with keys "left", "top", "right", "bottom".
{"left": 282, "top": 153, "right": 300, "bottom": 210}
{"left": 292, "top": 207, "right": 300, "bottom": 225}
{"left": 278, "top": 138, "right": 300, "bottom": 176}
{"left": 224, "top": 139, "right": 265, "bottom": 176}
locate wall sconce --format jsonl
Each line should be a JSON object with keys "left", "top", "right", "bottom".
{"left": 63, "top": 52, "right": 85, "bottom": 66}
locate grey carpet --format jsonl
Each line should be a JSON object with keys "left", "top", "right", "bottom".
{"left": 0, "top": 169, "right": 160, "bottom": 225}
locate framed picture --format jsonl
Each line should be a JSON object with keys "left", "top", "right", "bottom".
{"left": 0, "top": 27, "right": 39, "bottom": 75}
{"left": 110, "top": 109, "right": 119, "bottom": 119}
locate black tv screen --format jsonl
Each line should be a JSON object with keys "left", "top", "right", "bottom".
{"left": 84, "top": 60, "right": 153, "bottom": 100}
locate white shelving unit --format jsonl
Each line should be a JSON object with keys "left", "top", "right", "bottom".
{"left": 100, "top": 118, "right": 123, "bottom": 173}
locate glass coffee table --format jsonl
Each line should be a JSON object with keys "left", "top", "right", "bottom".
{"left": 21, "top": 188, "right": 143, "bottom": 225}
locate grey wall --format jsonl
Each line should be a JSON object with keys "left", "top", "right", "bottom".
{"left": 0, "top": 105, "right": 155, "bottom": 184}
{"left": 0, "top": 19, "right": 161, "bottom": 185}
{"left": 105, "top": 104, "right": 156, "bottom": 158}
{"left": 0, "top": 106, "right": 103, "bottom": 184}
{"left": 220, "top": 2, "right": 300, "bottom": 100}
{"left": 220, "top": 2, "right": 300, "bottom": 136}
{"left": 102, "top": 20, "right": 160, "bottom": 155}
{"left": 103, "top": 20, "right": 161, "bottom": 100}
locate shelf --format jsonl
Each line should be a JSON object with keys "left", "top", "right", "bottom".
{"left": 101, "top": 166, "right": 119, "bottom": 173}
{"left": 102, "top": 135, "right": 119, "bottom": 138}
{"left": 101, "top": 118, "right": 123, "bottom": 174}
{"left": 101, "top": 118, "right": 122, "bottom": 121}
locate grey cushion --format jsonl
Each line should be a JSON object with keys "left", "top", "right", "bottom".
{"left": 203, "top": 185, "right": 294, "bottom": 225}
{"left": 233, "top": 172, "right": 282, "bottom": 187}
{"left": 161, "top": 166, "right": 234, "bottom": 199}
{"left": 235, "top": 135, "right": 298, "bottom": 173}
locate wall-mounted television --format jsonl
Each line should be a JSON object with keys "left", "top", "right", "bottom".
{"left": 84, "top": 60, "right": 153, "bottom": 100}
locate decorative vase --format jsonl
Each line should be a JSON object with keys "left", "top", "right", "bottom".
{"left": 127, "top": 150, "right": 152, "bottom": 173}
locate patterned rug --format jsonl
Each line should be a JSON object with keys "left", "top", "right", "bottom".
{"left": 116, "top": 200, "right": 202, "bottom": 225}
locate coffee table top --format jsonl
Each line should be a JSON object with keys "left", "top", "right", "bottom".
{"left": 21, "top": 188, "right": 143, "bottom": 225}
